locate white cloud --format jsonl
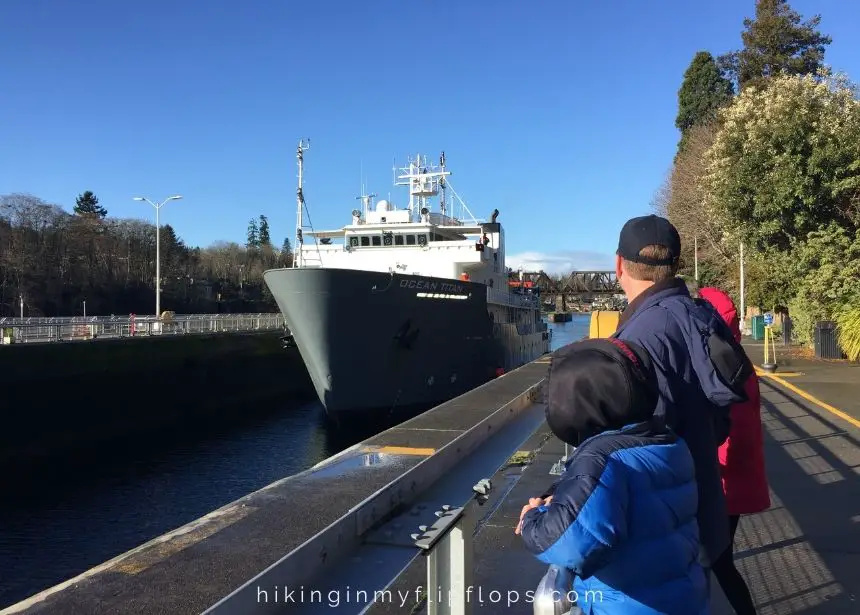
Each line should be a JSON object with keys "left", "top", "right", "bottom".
{"left": 506, "top": 250, "right": 616, "bottom": 275}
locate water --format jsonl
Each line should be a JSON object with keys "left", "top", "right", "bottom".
{"left": 0, "top": 315, "right": 590, "bottom": 609}
{"left": 549, "top": 314, "right": 591, "bottom": 350}
{"left": 0, "top": 403, "right": 366, "bottom": 608}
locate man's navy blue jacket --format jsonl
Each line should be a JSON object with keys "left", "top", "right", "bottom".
{"left": 612, "top": 278, "right": 734, "bottom": 566}
{"left": 520, "top": 419, "right": 709, "bottom": 614}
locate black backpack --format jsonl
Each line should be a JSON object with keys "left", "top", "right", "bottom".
{"left": 615, "top": 296, "right": 754, "bottom": 406}
{"left": 690, "top": 297, "right": 754, "bottom": 403}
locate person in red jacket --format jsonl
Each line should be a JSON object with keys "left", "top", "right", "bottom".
{"left": 698, "top": 286, "right": 771, "bottom": 614}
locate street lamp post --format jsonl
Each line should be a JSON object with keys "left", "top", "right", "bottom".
{"left": 133, "top": 195, "right": 182, "bottom": 318}
{"left": 694, "top": 235, "right": 698, "bottom": 281}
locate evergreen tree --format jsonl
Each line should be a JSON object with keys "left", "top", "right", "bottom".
{"left": 74, "top": 190, "right": 108, "bottom": 218}
{"left": 258, "top": 214, "right": 271, "bottom": 246}
{"left": 281, "top": 237, "right": 294, "bottom": 267}
{"left": 675, "top": 51, "right": 734, "bottom": 152}
{"left": 246, "top": 218, "right": 259, "bottom": 249}
{"left": 719, "top": 0, "right": 831, "bottom": 91}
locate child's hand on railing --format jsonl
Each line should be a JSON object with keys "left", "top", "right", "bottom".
{"left": 514, "top": 496, "right": 552, "bottom": 534}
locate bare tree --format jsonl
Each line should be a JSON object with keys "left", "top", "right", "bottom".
{"left": 0, "top": 193, "right": 282, "bottom": 316}
{"left": 654, "top": 123, "right": 737, "bottom": 289}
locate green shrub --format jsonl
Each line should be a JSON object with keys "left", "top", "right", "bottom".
{"left": 784, "top": 225, "right": 860, "bottom": 346}
{"left": 788, "top": 295, "right": 817, "bottom": 346}
{"left": 836, "top": 300, "right": 860, "bottom": 362}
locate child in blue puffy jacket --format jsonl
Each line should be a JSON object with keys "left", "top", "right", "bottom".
{"left": 518, "top": 338, "right": 709, "bottom": 615}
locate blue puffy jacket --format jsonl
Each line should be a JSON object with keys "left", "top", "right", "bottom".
{"left": 520, "top": 420, "right": 709, "bottom": 615}
{"left": 612, "top": 277, "right": 734, "bottom": 566}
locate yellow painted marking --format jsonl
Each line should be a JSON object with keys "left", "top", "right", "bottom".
{"left": 535, "top": 358, "right": 552, "bottom": 364}
{"left": 373, "top": 446, "right": 435, "bottom": 456}
{"left": 757, "top": 370, "right": 860, "bottom": 430}
{"left": 113, "top": 504, "right": 253, "bottom": 575}
{"left": 756, "top": 370, "right": 804, "bottom": 378}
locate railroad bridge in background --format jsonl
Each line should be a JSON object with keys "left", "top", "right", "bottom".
{"left": 507, "top": 270, "right": 621, "bottom": 310}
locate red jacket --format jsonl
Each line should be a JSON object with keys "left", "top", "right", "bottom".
{"left": 698, "top": 287, "right": 771, "bottom": 515}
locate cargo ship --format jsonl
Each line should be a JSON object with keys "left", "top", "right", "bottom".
{"left": 263, "top": 143, "right": 550, "bottom": 415}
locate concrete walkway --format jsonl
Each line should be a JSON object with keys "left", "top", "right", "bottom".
{"left": 372, "top": 346, "right": 860, "bottom": 614}
{"left": 726, "top": 343, "right": 860, "bottom": 614}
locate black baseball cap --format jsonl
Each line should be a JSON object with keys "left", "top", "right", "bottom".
{"left": 546, "top": 338, "right": 658, "bottom": 446}
{"left": 616, "top": 215, "right": 681, "bottom": 266}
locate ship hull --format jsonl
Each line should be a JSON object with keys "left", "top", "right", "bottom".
{"left": 263, "top": 267, "right": 548, "bottom": 415}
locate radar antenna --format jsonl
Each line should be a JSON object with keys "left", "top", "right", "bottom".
{"left": 355, "top": 188, "right": 377, "bottom": 219}
{"left": 394, "top": 153, "right": 451, "bottom": 221}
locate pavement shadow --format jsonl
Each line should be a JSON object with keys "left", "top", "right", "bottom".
{"left": 733, "top": 379, "right": 860, "bottom": 614}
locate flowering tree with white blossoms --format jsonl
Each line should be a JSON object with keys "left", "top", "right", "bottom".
{"left": 703, "top": 70, "right": 860, "bottom": 253}
{"left": 700, "top": 70, "right": 860, "bottom": 320}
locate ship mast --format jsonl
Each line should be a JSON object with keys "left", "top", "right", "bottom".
{"left": 294, "top": 138, "right": 310, "bottom": 268}
{"left": 355, "top": 187, "right": 376, "bottom": 219}
{"left": 395, "top": 152, "right": 451, "bottom": 221}
{"left": 439, "top": 151, "right": 447, "bottom": 217}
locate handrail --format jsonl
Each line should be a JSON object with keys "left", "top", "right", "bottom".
{"left": 486, "top": 287, "right": 539, "bottom": 309}
{"left": 0, "top": 312, "right": 281, "bottom": 325}
{"left": 0, "top": 313, "right": 286, "bottom": 344}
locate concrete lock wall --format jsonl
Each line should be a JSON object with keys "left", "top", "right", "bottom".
{"left": 0, "top": 332, "right": 315, "bottom": 467}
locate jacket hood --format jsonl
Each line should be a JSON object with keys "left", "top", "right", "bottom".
{"left": 698, "top": 287, "right": 741, "bottom": 342}
{"left": 546, "top": 338, "right": 659, "bottom": 446}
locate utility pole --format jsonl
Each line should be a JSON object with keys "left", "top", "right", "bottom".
{"left": 133, "top": 195, "right": 183, "bottom": 317}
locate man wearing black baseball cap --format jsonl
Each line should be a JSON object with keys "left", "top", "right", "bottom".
{"left": 614, "top": 214, "right": 682, "bottom": 304}
{"left": 610, "top": 214, "right": 741, "bottom": 590}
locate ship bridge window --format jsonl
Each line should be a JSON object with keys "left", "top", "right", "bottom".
{"left": 360, "top": 236, "right": 370, "bottom": 246}
{"left": 417, "top": 234, "right": 427, "bottom": 246}
{"left": 406, "top": 235, "right": 416, "bottom": 245}
{"left": 349, "top": 236, "right": 359, "bottom": 247}
{"left": 395, "top": 235, "right": 404, "bottom": 246}
{"left": 372, "top": 236, "right": 381, "bottom": 246}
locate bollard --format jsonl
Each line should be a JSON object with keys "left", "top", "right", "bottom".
{"left": 533, "top": 565, "right": 576, "bottom": 615}
{"left": 762, "top": 324, "right": 778, "bottom": 372}
{"left": 549, "top": 443, "right": 574, "bottom": 476}
{"left": 412, "top": 479, "right": 493, "bottom": 615}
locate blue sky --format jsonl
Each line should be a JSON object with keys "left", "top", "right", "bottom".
{"left": 3, "top": 0, "right": 859, "bottom": 274}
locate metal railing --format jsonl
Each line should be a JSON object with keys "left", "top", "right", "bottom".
{"left": 0, "top": 313, "right": 286, "bottom": 345}
{"left": 203, "top": 379, "right": 547, "bottom": 615}
{"left": 487, "top": 287, "right": 540, "bottom": 309}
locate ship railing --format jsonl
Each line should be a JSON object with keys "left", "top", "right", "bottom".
{"left": 202, "top": 379, "right": 547, "bottom": 615}
{"left": 0, "top": 313, "right": 286, "bottom": 345}
{"left": 486, "top": 287, "right": 539, "bottom": 309}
